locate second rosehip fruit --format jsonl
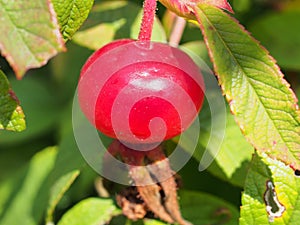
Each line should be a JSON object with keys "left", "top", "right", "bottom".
{"left": 78, "top": 39, "right": 205, "bottom": 144}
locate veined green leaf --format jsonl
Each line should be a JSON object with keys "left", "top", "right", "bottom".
{"left": 194, "top": 4, "right": 300, "bottom": 169}
{"left": 0, "top": 0, "right": 65, "bottom": 78}
{"left": 57, "top": 198, "right": 122, "bottom": 225}
{"left": 240, "top": 153, "right": 300, "bottom": 224}
{"left": 172, "top": 40, "right": 253, "bottom": 186}
{"left": 0, "top": 70, "right": 25, "bottom": 131}
{"left": 52, "top": 0, "right": 94, "bottom": 41}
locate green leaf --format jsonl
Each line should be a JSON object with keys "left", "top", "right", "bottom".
{"left": 143, "top": 220, "right": 167, "bottom": 225}
{"left": 61, "top": 190, "right": 238, "bottom": 225}
{"left": 0, "top": 0, "right": 65, "bottom": 78}
{"left": 72, "top": 1, "right": 166, "bottom": 50}
{"left": 194, "top": 4, "right": 300, "bottom": 169}
{"left": 240, "top": 152, "right": 300, "bottom": 224}
{"left": 249, "top": 11, "right": 300, "bottom": 70}
{"left": 45, "top": 101, "right": 99, "bottom": 223}
{"left": 46, "top": 170, "right": 80, "bottom": 223}
{"left": 45, "top": 126, "right": 85, "bottom": 222}
{"left": 0, "top": 70, "right": 25, "bottom": 132}
{"left": 0, "top": 147, "right": 57, "bottom": 225}
{"left": 57, "top": 198, "right": 122, "bottom": 225}
{"left": 52, "top": 0, "right": 94, "bottom": 41}
{"left": 73, "top": 18, "right": 126, "bottom": 50}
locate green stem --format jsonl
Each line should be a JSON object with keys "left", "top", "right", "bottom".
{"left": 138, "top": 0, "right": 157, "bottom": 41}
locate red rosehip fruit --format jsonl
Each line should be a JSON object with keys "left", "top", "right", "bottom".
{"left": 78, "top": 39, "right": 205, "bottom": 144}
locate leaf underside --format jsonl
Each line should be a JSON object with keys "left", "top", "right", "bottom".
{"left": 194, "top": 4, "right": 300, "bottom": 169}
{"left": 0, "top": 70, "right": 25, "bottom": 132}
{"left": 0, "top": 0, "right": 65, "bottom": 78}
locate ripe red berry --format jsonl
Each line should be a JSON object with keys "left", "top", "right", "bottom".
{"left": 78, "top": 39, "right": 205, "bottom": 144}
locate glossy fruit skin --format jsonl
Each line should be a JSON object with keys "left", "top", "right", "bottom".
{"left": 78, "top": 39, "right": 205, "bottom": 144}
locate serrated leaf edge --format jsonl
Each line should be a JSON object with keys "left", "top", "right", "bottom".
{"left": 194, "top": 4, "right": 300, "bottom": 169}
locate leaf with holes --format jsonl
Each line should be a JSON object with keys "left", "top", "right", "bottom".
{"left": 240, "top": 153, "right": 300, "bottom": 224}
{"left": 0, "top": 70, "right": 25, "bottom": 132}
{"left": 52, "top": 0, "right": 94, "bottom": 41}
{"left": 194, "top": 4, "right": 300, "bottom": 169}
{"left": 0, "top": 0, "right": 65, "bottom": 78}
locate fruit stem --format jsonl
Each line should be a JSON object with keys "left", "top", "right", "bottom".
{"left": 138, "top": 0, "right": 157, "bottom": 41}
{"left": 169, "top": 15, "right": 186, "bottom": 47}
